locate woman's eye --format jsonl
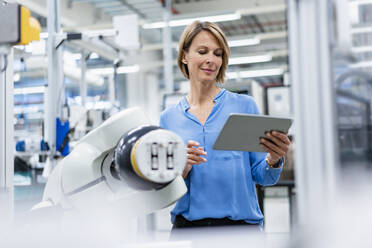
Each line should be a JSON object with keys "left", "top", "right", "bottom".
{"left": 215, "top": 53, "right": 222, "bottom": 57}
{"left": 198, "top": 50, "right": 206, "bottom": 54}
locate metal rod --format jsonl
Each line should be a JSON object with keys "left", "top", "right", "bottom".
{"left": 81, "top": 50, "right": 87, "bottom": 107}
{"left": 162, "top": 0, "right": 173, "bottom": 93}
{"left": 0, "top": 46, "right": 14, "bottom": 224}
{"left": 46, "top": 0, "right": 63, "bottom": 169}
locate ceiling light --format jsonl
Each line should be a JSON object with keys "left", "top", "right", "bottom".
{"left": 228, "top": 38, "right": 260, "bottom": 47}
{"left": 228, "top": 55, "right": 272, "bottom": 65}
{"left": 349, "top": 60, "right": 372, "bottom": 68}
{"left": 349, "top": 0, "right": 372, "bottom": 6}
{"left": 117, "top": 64, "right": 140, "bottom": 74}
{"left": 90, "top": 65, "right": 140, "bottom": 75}
{"left": 227, "top": 68, "right": 284, "bottom": 79}
{"left": 14, "top": 86, "right": 45, "bottom": 95}
{"left": 351, "top": 46, "right": 372, "bottom": 53}
{"left": 351, "top": 26, "right": 372, "bottom": 34}
{"left": 90, "top": 68, "right": 114, "bottom": 75}
{"left": 143, "top": 12, "right": 241, "bottom": 29}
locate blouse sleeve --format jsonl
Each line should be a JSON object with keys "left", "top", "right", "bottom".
{"left": 247, "top": 97, "right": 283, "bottom": 186}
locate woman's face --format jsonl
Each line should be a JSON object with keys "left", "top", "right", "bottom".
{"left": 183, "top": 30, "right": 223, "bottom": 84}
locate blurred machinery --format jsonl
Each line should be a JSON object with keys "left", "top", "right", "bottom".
{"left": 0, "top": 2, "right": 41, "bottom": 223}
{"left": 335, "top": 70, "right": 372, "bottom": 169}
{"left": 266, "top": 86, "right": 291, "bottom": 117}
{"left": 35, "top": 107, "right": 188, "bottom": 221}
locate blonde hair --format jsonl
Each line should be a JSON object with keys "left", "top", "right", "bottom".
{"left": 177, "top": 21, "right": 230, "bottom": 84}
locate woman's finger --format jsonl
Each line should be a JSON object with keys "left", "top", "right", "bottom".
{"left": 271, "top": 131, "right": 291, "bottom": 145}
{"left": 265, "top": 133, "right": 289, "bottom": 151}
{"left": 187, "top": 140, "right": 200, "bottom": 148}
{"left": 187, "top": 153, "right": 206, "bottom": 163}
{"left": 187, "top": 159, "right": 204, "bottom": 165}
{"left": 260, "top": 143, "right": 281, "bottom": 159}
{"left": 187, "top": 159, "right": 202, "bottom": 165}
{"left": 260, "top": 138, "right": 285, "bottom": 156}
{"left": 187, "top": 147, "right": 206, "bottom": 156}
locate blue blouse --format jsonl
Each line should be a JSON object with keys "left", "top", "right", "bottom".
{"left": 159, "top": 88, "right": 282, "bottom": 225}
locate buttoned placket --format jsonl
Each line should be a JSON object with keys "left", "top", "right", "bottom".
{"left": 182, "top": 89, "right": 225, "bottom": 153}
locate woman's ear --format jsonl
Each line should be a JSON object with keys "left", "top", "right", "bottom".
{"left": 182, "top": 53, "right": 188, "bottom": 64}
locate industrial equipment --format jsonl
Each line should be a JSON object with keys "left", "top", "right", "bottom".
{"left": 0, "top": 2, "right": 41, "bottom": 224}
{"left": 34, "top": 107, "right": 187, "bottom": 221}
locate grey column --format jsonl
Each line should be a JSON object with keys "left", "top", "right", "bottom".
{"left": 46, "top": 0, "right": 63, "bottom": 168}
{"left": 162, "top": 0, "right": 174, "bottom": 93}
{"left": 80, "top": 50, "right": 87, "bottom": 107}
{"left": 108, "top": 75, "right": 115, "bottom": 107}
{"left": 0, "top": 47, "right": 14, "bottom": 224}
{"left": 288, "top": 0, "right": 339, "bottom": 225}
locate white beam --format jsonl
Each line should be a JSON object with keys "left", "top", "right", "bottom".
{"left": 288, "top": 0, "right": 339, "bottom": 226}
{"left": 69, "top": 40, "right": 121, "bottom": 62}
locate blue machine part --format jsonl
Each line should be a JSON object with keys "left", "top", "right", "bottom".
{"left": 56, "top": 118, "right": 70, "bottom": 156}
{"left": 40, "top": 139, "right": 48, "bottom": 151}
{"left": 16, "top": 140, "right": 26, "bottom": 152}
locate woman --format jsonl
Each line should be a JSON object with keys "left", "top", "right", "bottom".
{"left": 160, "top": 21, "right": 291, "bottom": 229}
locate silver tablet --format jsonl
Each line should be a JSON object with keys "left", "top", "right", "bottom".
{"left": 213, "top": 113, "right": 293, "bottom": 152}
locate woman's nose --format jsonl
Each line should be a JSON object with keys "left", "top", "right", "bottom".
{"left": 206, "top": 53, "right": 215, "bottom": 64}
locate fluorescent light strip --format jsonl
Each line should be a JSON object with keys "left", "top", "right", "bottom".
{"left": 227, "top": 68, "right": 284, "bottom": 79}
{"left": 90, "top": 68, "right": 114, "bottom": 75}
{"left": 351, "top": 46, "right": 372, "bottom": 53}
{"left": 351, "top": 26, "right": 372, "bottom": 34}
{"left": 350, "top": 60, "right": 372, "bottom": 68}
{"left": 117, "top": 64, "right": 140, "bottom": 74}
{"left": 228, "top": 55, "right": 272, "bottom": 65}
{"left": 90, "top": 65, "right": 140, "bottom": 75}
{"left": 228, "top": 38, "right": 260, "bottom": 47}
{"left": 14, "top": 86, "right": 45, "bottom": 95}
{"left": 143, "top": 12, "right": 241, "bottom": 29}
{"left": 349, "top": 0, "right": 372, "bottom": 5}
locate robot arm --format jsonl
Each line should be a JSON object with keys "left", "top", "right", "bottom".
{"left": 37, "top": 107, "right": 187, "bottom": 219}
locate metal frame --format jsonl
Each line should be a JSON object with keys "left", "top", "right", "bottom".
{"left": 162, "top": 0, "right": 174, "bottom": 93}
{"left": 0, "top": 46, "right": 14, "bottom": 224}
{"left": 80, "top": 50, "right": 88, "bottom": 107}
{"left": 288, "top": 0, "right": 339, "bottom": 225}
{"left": 45, "top": 0, "right": 64, "bottom": 170}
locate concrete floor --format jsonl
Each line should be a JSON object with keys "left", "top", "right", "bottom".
{"left": 12, "top": 170, "right": 294, "bottom": 248}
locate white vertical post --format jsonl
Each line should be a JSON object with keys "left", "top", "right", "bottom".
{"left": 108, "top": 74, "right": 115, "bottom": 107}
{"left": 80, "top": 50, "right": 87, "bottom": 107}
{"left": 163, "top": 0, "right": 174, "bottom": 93}
{"left": 145, "top": 72, "right": 161, "bottom": 124}
{"left": 288, "top": 0, "right": 339, "bottom": 225}
{"left": 46, "top": 0, "right": 63, "bottom": 169}
{"left": 0, "top": 46, "right": 14, "bottom": 224}
{"left": 335, "top": 0, "right": 352, "bottom": 50}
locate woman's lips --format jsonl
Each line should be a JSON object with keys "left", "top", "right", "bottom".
{"left": 202, "top": 68, "right": 214, "bottom": 74}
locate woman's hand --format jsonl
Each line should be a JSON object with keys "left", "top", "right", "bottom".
{"left": 260, "top": 131, "right": 291, "bottom": 166}
{"left": 183, "top": 140, "right": 207, "bottom": 178}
